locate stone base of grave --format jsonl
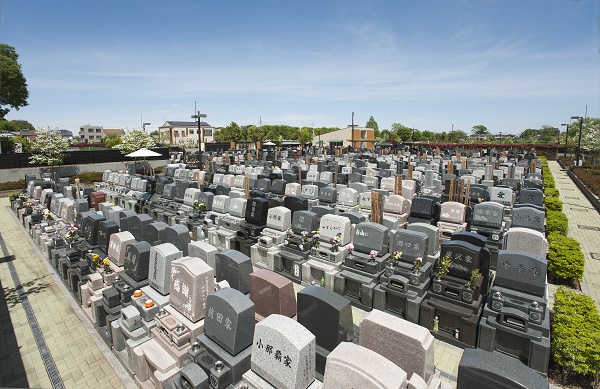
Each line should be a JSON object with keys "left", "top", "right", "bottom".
{"left": 273, "top": 250, "right": 308, "bottom": 285}
{"left": 250, "top": 243, "right": 271, "bottom": 270}
{"left": 301, "top": 259, "right": 341, "bottom": 290}
{"left": 133, "top": 340, "right": 179, "bottom": 389}
{"left": 372, "top": 278, "right": 431, "bottom": 324}
{"left": 477, "top": 287, "right": 551, "bottom": 375}
{"left": 241, "top": 370, "right": 323, "bottom": 389}
{"left": 208, "top": 228, "right": 239, "bottom": 252}
{"left": 333, "top": 269, "right": 383, "bottom": 312}
{"left": 419, "top": 293, "right": 484, "bottom": 349}
{"left": 194, "top": 334, "right": 252, "bottom": 387}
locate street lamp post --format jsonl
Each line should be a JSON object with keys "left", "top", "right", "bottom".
{"left": 571, "top": 116, "right": 583, "bottom": 166}
{"left": 191, "top": 111, "right": 207, "bottom": 169}
{"left": 349, "top": 112, "right": 355, "bottom": 150}
{"left": 561, "top": 123, "right": 569, "bottom": 158}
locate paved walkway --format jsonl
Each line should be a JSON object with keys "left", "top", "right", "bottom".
{"left": 547, "top": 161, "right": 600, "bottom": 309}
{"left": 0, "top": 197, "right": 132, "bottom": 389}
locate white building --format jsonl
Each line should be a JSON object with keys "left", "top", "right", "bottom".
{"left": 158, "top": 121, "right": 218, "bottom": 149}
{"left": 311, "top": 126, "right": 375, "bottom": 149}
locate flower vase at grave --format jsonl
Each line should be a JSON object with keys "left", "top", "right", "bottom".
{"left": 103, "top": 271, "right": 117, "bottom": 286}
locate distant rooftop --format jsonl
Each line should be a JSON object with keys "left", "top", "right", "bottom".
{"left": 162, "top": 121, "right": 212, "bottom": 127}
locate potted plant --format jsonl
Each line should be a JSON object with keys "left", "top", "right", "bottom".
{"left": 413, "top": 257, "right": 423, "bottom": 274}
{"left": 311, "top": 230, "right": 320, "bottom": 249}
{"left": 437, "top": 254, "right": 452, "bottom": 281}
{"left": 391, "top": 251, "right": 402, "bottom": 267}
{"left": 329, "top": 233, "right": 341, "bottom": 252}
{"left": 467, "top": 268, "right": 482, "bottom": 290}
{"left": 369, "top": 250, "right": 378, "bottom": 263}
{"left": 102, "top": 258, "right": 117, "bottom": 285}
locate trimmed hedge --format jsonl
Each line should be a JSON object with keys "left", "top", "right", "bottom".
{"left": 0, "top": 179, "right": 25, "bottom": 191}
{"left": 548, "top": 232, "right": 585, "bottom": 280}
{"left": 71, "top": 172, "right": 104, "bottom": 184}
{"left": 552, "top": 287, "right": 600, "bottom": 387}
{"left": 546, "top": 210, "right": 568, "bottom": 235}
{"left": 544, "top": 196, "right": 563, "bottom": 212}
{"left": 544, "top": 187, "right": 560, "bottom": 198}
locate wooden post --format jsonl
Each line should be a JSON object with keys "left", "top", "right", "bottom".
{"left": 75, "top": 178, "right": 80, "bottom": 199}
{"left": 408, "top": 165, "right": 413, "bottom": 180}
{"left": 394, "top": 174, "right": 403, "bottom": 196}
{"left": 334, "top": 161, "right": 339, "bottom": 188}
{"left": 448, "top": 161, "right": 454, "bottom": 176}
{"left": 461, "top": 158, "right": 467, "bottom": 170}
{"left": 244, "top": 176, "right": 250, "bottom": 199}
{"left": 371, "top": 191, "right": 383, "bottom": 225}
{"left": 531, "top": 160, "right": 536, "bottom": 173}
{"left": 464, "top": 181, "right": 471, "bottom": 206}
{"left": 448, "top": 178, "right": 455, "bottom": 202}
{"left": 435, "top": 147, "right": 440, "bottom": 156}
{"left": 457, "top": 179, "right": 464, "bottom": 204}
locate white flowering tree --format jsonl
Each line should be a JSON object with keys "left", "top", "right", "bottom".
{"left": 119, "top": 128, "right": 156, "bottom": 155}
{"left": 28, "top": 127, "right": 69, "bottom": 167}
{"left": 580, "top": 118, "right": 600, "bottom": 162}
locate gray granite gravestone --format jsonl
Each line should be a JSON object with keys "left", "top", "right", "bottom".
{"left": 148, "top": 243, "right": 183, "bottom": 295}
{"left": 214, "top": 250, "right": 253, "bottom": 294}
{"left": 246, "top": 314, "right": 317, "bottom": 389}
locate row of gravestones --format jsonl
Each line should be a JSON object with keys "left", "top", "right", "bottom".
{"left": 21, "top": 201, "right": 549, "bottom": 389}
{"left": 58, "top": 174, "right": 553, "bottom": 377}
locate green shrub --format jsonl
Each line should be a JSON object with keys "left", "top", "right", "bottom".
{"left": 546, "top": 210, "right": 568, "bottom": 235}
{"left": 72, "top": 172, "right": 104, "bottom": 184}
{"left": 545, "top": 196, "right": 563, "bottom": 212}
{"left": 552, "top": 287, "right": 600, "bottom": 386}
{"left": 544, "top": 187, "right": 560, "bottom": 198}
{"left": 548, "top": 232, "right": 585, "bottom": 280}
{"left": 543, "top": 173, "right": 555, "bottom": 188}
{"left": 0, "top": 179, "right": 26, "bottom": 191}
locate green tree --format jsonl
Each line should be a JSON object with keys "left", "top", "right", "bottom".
{"left": 215, "top": 122, "right": 243, "bottom": 143}
{"left": 0, "top": 120, "right": 20, "bottom": 132}
{"left": 539, "top": 125, "right": 559, "bottom": 143}
{"left": 28, "top": 128, "right": 69, "bottom": 167}
{"left": 391, "top": 123, "right": 413, "bottom": 141}
{"left": 9, "top": 119, "right": 34, "bottom": 131}
{"left": 0, "top": 44, "right": 29, "bottom": 119}
{"left": 104, "top": 133, "right": 122, "bottom": 149}
{"left": 365, "top": 116, "right": 379, "bottom": 131}
{"left": 8, "top": 135, "right": 30, "bottom": 151}
{"left": 454, "top": 130, "right": 468, "bottom": 141}
{"left": 247, "top": 125, "right": 265, "bottom": 148}
{"left": 297, "top": 128, "right": 313, "bottom": 146}
{"left": 119, "top": 128, "right": 156, "bottom": 154}
{"left": 471, "top": 125, "right": 489, "bottom": 135}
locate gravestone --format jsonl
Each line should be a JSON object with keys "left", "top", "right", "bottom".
{"left": 511, "top": 207, "right": 545, "bottom": 232}
{"left": 359, "top": 309, "right": 434, "bottom": 382}
{"left": 297, "top": 285, "right": 353, "bottom": 376}
{"left": 148, "top": 243, "right": 183, "bottom": 295}
{"left": 97, "top": 220, "right": 119, "bottom": 253}
{"left": 143, "top": 221, "right": 168, "bottom": 246}
{"left": 323, "top": 342, "right": 407, "bottom": 389}
{"left": 247, "top": 314, "right": 316, "bottom": 389}
{"left": 504, "top": 227, "right": 548, "bottom": 258}
{"left": 129, "top": 214, "right": 153, "bottom": 242}
{"left": 124, "top": 241, "right": 152, "bottom": 282}
{"left": 249, "top": 269, "right": 297, "bottom": 321}
{"left": 108, "top": 231, "right": 135, "bottom": 266}
{"left": 188, "top": 241, "right": 219, "bottom": 270}
{"left": 165, "top": 224, "right": 191, "bottom": 256}
{"left": 83, "top": 213, "right": 106, "bottom": 245}
{"left": 457, "top": 349, "right": 549, "bottom": 389}
{"left": 169, "top": 256, "right": 215, "bottom": 322}
{"left": 215, "top": 250, "right": 253, "bottom": 294}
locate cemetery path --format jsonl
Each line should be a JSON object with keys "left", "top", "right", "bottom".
{"left": 0, "top": 198, "right": 129, "bottom": 389}
{"left": 548, "top": 161, "right": 600, "bottom": 310}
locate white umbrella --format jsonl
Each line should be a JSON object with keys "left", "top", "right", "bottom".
{"left": 125, "top": 148, "right": 162, "bottom": 158}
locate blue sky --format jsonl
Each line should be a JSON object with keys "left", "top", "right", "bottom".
{"left": 1, "top": 0, "right": 598, "bottom": 135}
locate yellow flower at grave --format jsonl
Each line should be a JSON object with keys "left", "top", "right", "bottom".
{"left": 103, "top": 259, "right": 111, "bottom": 267}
